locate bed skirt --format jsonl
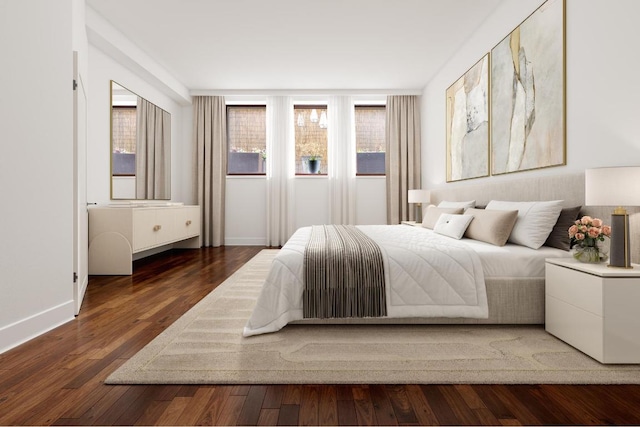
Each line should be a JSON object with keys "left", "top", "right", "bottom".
{"left": 291, "top": 277, "right": 544, "bottom": 325}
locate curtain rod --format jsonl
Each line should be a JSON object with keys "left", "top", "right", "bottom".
{"left": 189, "top": 89, "right": 423, "bottom": 96}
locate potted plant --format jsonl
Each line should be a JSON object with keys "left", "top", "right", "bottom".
{"left": 307, "top": 156, "right": 321, "bottom": 174}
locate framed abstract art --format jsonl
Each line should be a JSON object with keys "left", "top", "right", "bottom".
{"left": 445, "top": 53, "right": 489, "bottom": 182}
{"left": 490, "top": 0, "right": 565, "bottom": 175}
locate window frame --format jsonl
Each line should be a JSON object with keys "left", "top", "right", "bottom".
{"left": 294, "top": 104, "right": 329, "bottom": 176}
{"left": 226, "top": 104, "right": 267, "bottom": 176}
{"left": 355, "top": 104, "right": 386, "bottom": 177}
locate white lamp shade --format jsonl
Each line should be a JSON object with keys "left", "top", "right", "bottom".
{"left": 585, "top": 167, "right": 640, "bottom": 206}
{"left": 408, "top": 189, "right": 431, "bottom": 204}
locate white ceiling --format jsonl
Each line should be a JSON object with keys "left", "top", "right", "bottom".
{"left": 86, "top": 0, "right": 504, "bottom": 91}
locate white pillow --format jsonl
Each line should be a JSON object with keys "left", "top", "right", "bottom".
{"left": 485, "top": 200, "right": 563, "bottom": 249}
{"left": 433, "top": 214, "right": 475, "bottom": 240}
{"left": 438, "top": 200, "right": 476, "bottom": 211}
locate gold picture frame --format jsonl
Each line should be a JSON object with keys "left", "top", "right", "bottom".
{"left": 446, "top": 53, "right": 490, "bottom": 182}
{"left": 490, "top": 0, "right": 566, "bottom": 176}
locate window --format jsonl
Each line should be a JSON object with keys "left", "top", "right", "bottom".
{"left": 295, "top": 105, "right": 328, "bottom": 175}
{"left": 111, "top": 106, "right": 136, "bottom": 176}
{"left": 227, "top": 105, "right": 266, "bottom": 175}
{"left": 355, "top": 105, "right": 386, "bottom": 175}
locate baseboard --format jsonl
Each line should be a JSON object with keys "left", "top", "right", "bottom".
{"left": 224, "top": 237, "right": 267, "bottom": 246}
{"left": 0, "top": 300, "right": 75, "bottom": 354}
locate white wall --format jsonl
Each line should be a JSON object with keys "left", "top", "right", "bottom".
{"left": 87, "top": 46, "right": 189, "bottom": 204}
{"left": 0, "top": 0, "right": 75, "bottom": 352}
{"left": 421, "top": 0, "right": 640, "bottom": 191}
{"left": 356, "top": 177, "right": 387, "bottom": 225}
{"left": 295, "top": 178, "right": 331, "bottom": 228}
{"left": 225, "top": 177, "right": 268, "bottom": 245}
{"left": 72, "top": 0, "right": 89, "bottom": 82}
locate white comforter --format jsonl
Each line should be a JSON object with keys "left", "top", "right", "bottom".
{"left": 243, "top": 225, "right": 488, "bottom": 337}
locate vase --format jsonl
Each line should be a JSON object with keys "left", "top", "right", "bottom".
{"left": 572, "top": 245, "right": 605, "bottom": 263}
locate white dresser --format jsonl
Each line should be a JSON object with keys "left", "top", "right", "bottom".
{"left": 89, "top": 204, "right": 201, "bottom": 275}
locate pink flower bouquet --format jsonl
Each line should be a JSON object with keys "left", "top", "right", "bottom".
{"left": 568, "top": 215, "right": 611, "bottom": 248}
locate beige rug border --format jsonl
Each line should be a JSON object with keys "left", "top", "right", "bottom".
{"left": 106, "top": 249, "right": 640, "bottom": 385}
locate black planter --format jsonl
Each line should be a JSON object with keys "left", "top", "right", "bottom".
{"left": 308, "top": 159, "right": 320, "bottom": 174}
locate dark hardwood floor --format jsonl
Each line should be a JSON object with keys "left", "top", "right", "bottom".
{"left": 1, "top": 246, "right": 640, "bottom": 426}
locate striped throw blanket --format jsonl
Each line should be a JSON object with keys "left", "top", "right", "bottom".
{"left": 303, "top": 225, "right": 386, "bottom": 319}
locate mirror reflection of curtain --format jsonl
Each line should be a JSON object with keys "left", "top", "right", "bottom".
{"left": 385, "top": 95, "right": 421, "bottom": 224}
{"left": 135, "top": 97, "right": 171, "bottom": 199}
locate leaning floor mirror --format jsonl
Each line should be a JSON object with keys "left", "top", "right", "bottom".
{"left": 110, "top": 80, "right": 171, "bottom": 200}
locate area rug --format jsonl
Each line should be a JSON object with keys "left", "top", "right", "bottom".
{"left": 106, "top": 249, "right": 640, "bottom": 385}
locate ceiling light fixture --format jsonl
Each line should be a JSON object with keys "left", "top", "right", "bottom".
{"left": 318, "top": 111, "right": 328, "bottom": 129}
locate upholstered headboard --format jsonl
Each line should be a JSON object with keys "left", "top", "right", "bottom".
{"left": 430, "top": 172, "right": 640, "bottom": 263}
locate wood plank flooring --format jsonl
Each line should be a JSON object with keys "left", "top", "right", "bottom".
{"left": 1, "top": 246, "right": 640, "bottom": 425}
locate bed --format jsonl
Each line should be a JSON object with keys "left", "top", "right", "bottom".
{"left": 243, "top": 172, "right": 640, "bottom": 337}
{"left": 243, "top": 224, "right": 570, "bottom": 336}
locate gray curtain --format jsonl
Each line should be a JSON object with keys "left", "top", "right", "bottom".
{"left": 136, "top": 97, "right": 171, "bottom": 199}
{"left": 194, "top": 96, "right": 226, "bottom": 247}
{"left": 385, "top": 95, "right": 421, "bottom": 224}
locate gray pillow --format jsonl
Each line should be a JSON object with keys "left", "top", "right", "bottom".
{"left": 544, "top": 206, "right": 582, "bottom": 251}
{"left": 463, "top": 208, "right": 519, "bottom": 246}
{"left": 421, "top": 206, "right": 464, "bottom": 229}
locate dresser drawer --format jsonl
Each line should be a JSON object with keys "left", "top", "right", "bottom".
{"left": 175, "top": 206, "right": 200, "bottom": 239}
{"left": 545, "top": 263, "right": 603, "bottom": 316}
{"left": 132, "top": 209, "right": 157, "bottom": 251}
{"left": 546, "top": 294, "right": 604, "bottom": 361}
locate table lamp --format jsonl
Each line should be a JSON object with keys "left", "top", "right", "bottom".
{"left": 585, "top": 167, "right": 640, "bottom": 268}
{"left": 408, "top": 189, "right": 431, "bottom": 223}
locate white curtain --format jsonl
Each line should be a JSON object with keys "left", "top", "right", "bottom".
{"left": 386, "top": 95, "right": 421, "bottom": 224}
{"left": 194, "top": 96, "right": 226, "bottom": 247}
{"left": 328, "top": 96, "right": 356, "bottom": 225}
{"left": 135, "top": 97, "right": 171, "bottom": 199}
{"left": 266, "top": 96, "right": 295, "bottom": 246}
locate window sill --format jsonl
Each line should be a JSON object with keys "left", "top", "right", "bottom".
{"left": 226, "top": 175, "right": 266, "bottom": 179}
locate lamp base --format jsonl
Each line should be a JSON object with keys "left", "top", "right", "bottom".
{"left": 608, "top": 212, "right": 632, "bottom": 268}
{"left": 415, "top": 204, "right": 423, "bottom": 223}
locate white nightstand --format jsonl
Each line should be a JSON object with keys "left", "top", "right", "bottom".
{"left": 545, "top": 258, "right": 640, "bottom": 363}
{"left": 401, "top": 221, "right": 420, "bottom": 227}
